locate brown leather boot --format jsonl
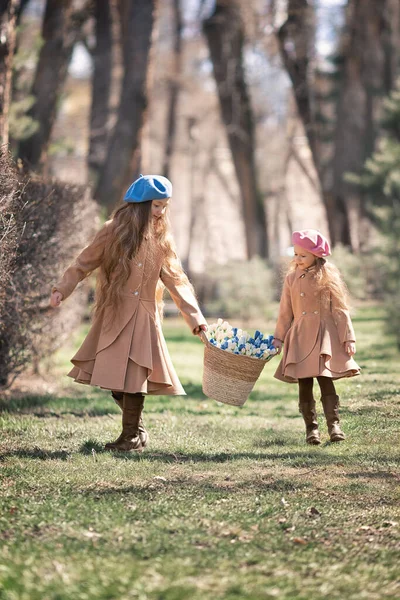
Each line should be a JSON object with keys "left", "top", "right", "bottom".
{"left": 111, "top": 391, "right": 123, "bottom": 409}
{"left": 321, "top": 394, "right": 345, "bottom": 442}
{"left": 299, "top": 399, "right": 321, "bottom": 445}
{"left": 110, "top": 391, "right": 149, "bottom": 447}
{"left": 105, "top": 393, "right": 144, "bottom": 451}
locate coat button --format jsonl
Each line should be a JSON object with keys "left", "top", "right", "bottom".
{"left": 300, "top": 274, "right": 305, "bottom": 278}
{"left": 302, "top": 311, "right": 306, "bottom": 315}
{"left": 138, "top": 262, "right": 142, "bottom": 267}
{"left": 314, "top": 310, "right": 319, "bottom": 314}
{"left": 134, "top": 291, "right": 139, "bottom": 296}
{"left": 300, "top": 292, "right": 305, "bottom": 297}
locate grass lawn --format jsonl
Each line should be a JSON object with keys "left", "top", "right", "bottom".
{"left": 0, "top": 305, "right": 399, "bottom": 600}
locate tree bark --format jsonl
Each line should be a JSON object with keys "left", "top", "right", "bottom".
{"left": 332, "top": 0, "right": 400, "bottom": 248}
{"left": 278, "top": 0, "right": 400, "bottom": 248}
{"left": 87, "top": 0, "right": 112, "bottom": 183}
{"left": 162, "top": 0, "right": 182, "bottom": 180}
{"left": 18, "top": 0, "right": 91, "bottom": 171}
{"left": 277, "top": 0, "right": 317, "bottom": 164}
{"left": 95, "top": 0, "right": 157, "bottom": 212}
{"left": 0, "top": 0, "right": 19, "bottom": 146}
{"left": 203, "top": 0, "right": 268, "bottom": 259}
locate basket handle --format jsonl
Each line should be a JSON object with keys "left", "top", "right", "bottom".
{"left": 199, "top": 330, "right": 208, "bottom": 345}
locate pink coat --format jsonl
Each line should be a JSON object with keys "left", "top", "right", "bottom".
{"left": 273, "top": 268, "right": 360, "bottom": 383}
{"left": 53, "top": 220, "right": 206, "bottom": 395}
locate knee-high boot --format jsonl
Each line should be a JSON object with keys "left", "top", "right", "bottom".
{"left": 298, "top": 378, "right": 321, "bottom": 445}
{"left": 321, "top": 394, "right": 345, "bottom": 442}
{"left": 110, "top": 391, "right": 149, "bottom": 447}
{"left": 299, "top": 398, "right": 321, "bottom": 445}
{"left": 105, "top": 393, "right": 145, "bottom": 451}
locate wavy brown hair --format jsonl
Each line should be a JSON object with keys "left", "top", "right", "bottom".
{"left": 94, "top": 201, "right": 192, "bottom": 322}
{"left": 288, "top": 258, "right": 350, "bottom": 310}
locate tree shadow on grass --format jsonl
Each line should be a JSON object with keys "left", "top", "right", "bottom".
{"left": 0, "top": 448, "right": 71, "bottom": 461}
{"left": 0, "top": 394, "right": 52, "bottom": 412}
{"left": 340, "top": 404, "right": 400, "bottom": 416}
{"left": 110, "top": 448, "right": 349, "bottom": 466}
{"left": 364, "top": 389, "right": 400, "bottom": 402}
{"left": 80, "top": 476, "right": 311, "bottom": 500}
{"left": 346, "top": 471, "right": 399, "bottom": 481}
{"left": 0, "top": 394, "right": 119, "bottom": 417}
{"left": 2, "top": 444, "right": 399, "bottom": 471}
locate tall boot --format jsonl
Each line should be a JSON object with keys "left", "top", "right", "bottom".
{"left": 299, "top": 398, "right": 321, "bottom": 445}
{"left": 111, "top": 391, "right": 123, "bottom": 409}
{"left": 110, "top": 391, "right": 149, "bottom": 447}
{"left": 321, "top": 394, "right": 345, "bottom": 442}
{"left": 105, "top": 393, "right": 144, "bottom": 451}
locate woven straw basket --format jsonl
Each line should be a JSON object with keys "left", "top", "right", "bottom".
{"left": 201, "top": 333, "right": 275, "bottom": 407}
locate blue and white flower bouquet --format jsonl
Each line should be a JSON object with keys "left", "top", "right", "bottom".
{"left": 206, "top": 319, "right": 277, "bottom": 361}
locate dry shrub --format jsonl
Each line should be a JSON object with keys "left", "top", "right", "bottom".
{"left": 0, "top": 150, "right": 99, "bottom": 388}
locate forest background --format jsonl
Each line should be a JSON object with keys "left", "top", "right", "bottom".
{"left": 0, "top": 0, "right": 400, "bottom": 389}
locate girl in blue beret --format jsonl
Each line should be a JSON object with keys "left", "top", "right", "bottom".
{"left": 50, "top": 175, "right": 208, "bottom": 451}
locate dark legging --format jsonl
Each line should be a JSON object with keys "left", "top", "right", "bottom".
{"left": 298, "top": 376, "right": 336, "bottom": 403}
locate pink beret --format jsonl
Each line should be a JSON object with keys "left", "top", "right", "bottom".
{"left": 292, "top": 229, "right": 331, "bottom": 258}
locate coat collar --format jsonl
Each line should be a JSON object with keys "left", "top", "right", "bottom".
{"left": 295, "top": 265, "right": 316, "bottom": 279}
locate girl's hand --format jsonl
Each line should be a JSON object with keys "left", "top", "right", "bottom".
{"left": 273, "top": 338, "right": 283, "bottom": 354}
{"left": 194, "top": 324, "right": 208, "bottom": 336}
{"left": 50, "top": 291, "right": 63, "bottom": 308}
{"left": 344, "top": 341, "right": 356, "bottom": 356}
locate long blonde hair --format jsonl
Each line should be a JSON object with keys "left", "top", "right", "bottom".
{"left": 94, "top": 202, "right": 192, "bottom": 320}
{"left": 288, "top": 258, "right": 350, "bottom": 310}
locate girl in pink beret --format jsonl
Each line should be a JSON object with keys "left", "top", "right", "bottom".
{"left": 273, "top": 229, "right": 360, "bottom": 444}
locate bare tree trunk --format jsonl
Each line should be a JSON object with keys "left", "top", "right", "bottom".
{"left": 87, "top": 0, "right": 112, "bottom": 184}
{"left": 277, "top": 0, "right": 317, "bottom": 163}
{"left": 278, "top": 0, "right": 400, "bottom": 249}
{"left": 0, "top": 0, "right": 19, "bottom": 146}
{"left": 95, "top": 0, "right": 157, "bottom": 212}
{"left": 277, "top": 0, "right": 347, "bottom": 246}
{"left": 18, "top": 0, "right": 91, "bottom": 171}
{"left": 162, "top": 0, "right": 182, "bottom": 180}
{"left": 382, "top": 0, "right": 400, "bottom": 93}
{"left": 332, "top": 0, "right": 400, "bottom": 249}
{"left": 203, "top": 0, "right": 268, "bottom": 259}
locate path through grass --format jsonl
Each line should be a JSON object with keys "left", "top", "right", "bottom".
{"left": 1, "top": 306, "right": 399, "bottom": 599}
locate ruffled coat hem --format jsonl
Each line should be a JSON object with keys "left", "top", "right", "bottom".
{"left": 67, "top": 299, "right": 186, "bottom": 396}
{"left": 274, "top": 318, "right": 360, "bottom": 383}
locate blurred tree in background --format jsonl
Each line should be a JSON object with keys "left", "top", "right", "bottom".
{"left": 18, "top": 0, "right": 92, "bottom": 170}
{"left": 0, "top": 0, "right": 19, "bottom": 146}
{"left": 203, "top": 0, "right": 268, "bottom": 259}
{"left": 348, "top": 81, "right": 400, "bottom": 347}
{"left": 277, "top": 0, "right": 400, "bottom": 250}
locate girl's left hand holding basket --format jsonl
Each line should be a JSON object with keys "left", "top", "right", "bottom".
{"left": 193, "top": 324, "right": 208, "bottom": 336}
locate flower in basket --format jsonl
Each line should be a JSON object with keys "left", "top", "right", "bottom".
{"left": 206, "top": 319, "right": 277, "bottom": 360}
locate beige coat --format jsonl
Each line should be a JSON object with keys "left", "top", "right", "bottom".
{"left": 53, "top": 220, "right": 206, "bottom": 395}
{"left": 273, "top": 268, "right": 360, "bottom": 383}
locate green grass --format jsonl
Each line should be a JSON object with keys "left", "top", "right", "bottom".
{"left": 1, "top": 305, "right": 399, "bottom": 600}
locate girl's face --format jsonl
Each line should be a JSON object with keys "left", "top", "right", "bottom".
{"left": 293, "top": 245, "right": 317, "bottom": 270}
{"left": 151, "top": 199, "right": 170, "bottom": 219}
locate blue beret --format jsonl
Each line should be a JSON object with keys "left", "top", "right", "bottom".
{"left": 124, "top": 174, "right": 172, "bottom": 203}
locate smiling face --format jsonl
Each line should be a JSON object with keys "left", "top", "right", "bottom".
{"left": 293, "top": 244, "right": 317, "bottom": 270}
{"left": 151, "top": 198, "right": 170, "bottom": 219}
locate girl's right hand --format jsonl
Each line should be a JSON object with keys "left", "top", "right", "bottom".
{"left": 50, "top": 291, "right": 63, "bottom": 308}
{"left": 273, "top": 338, "right": 283, "bottom": 354}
